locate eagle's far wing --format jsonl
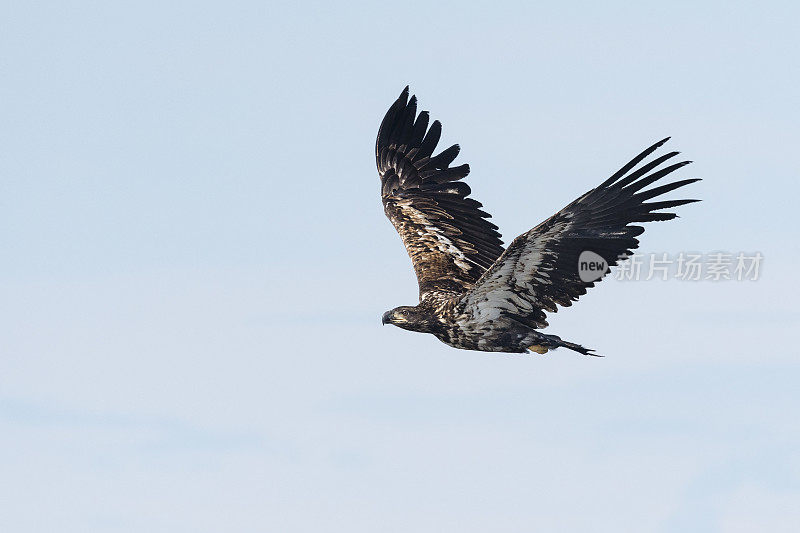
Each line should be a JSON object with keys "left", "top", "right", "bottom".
{"left": 377, "top": 87, "right": 505, "bottom": 300}
{"left": 462, "top": 138, "right": 700, "bottom": 328}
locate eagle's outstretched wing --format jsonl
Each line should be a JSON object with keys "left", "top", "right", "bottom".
{"left": 462, "top": 138, "right": 700, "bottom": 328}
{"left": 377, "top": 87, "right": 505, "bottom": 300}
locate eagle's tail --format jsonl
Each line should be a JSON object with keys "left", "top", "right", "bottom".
{"left": 528, "top": 333, "right": 602, "bottom": 357}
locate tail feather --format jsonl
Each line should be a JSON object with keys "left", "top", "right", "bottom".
{"left": 555, "top": 339, "right": 602, "bottom": 357}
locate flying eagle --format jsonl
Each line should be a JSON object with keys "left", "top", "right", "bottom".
{"left": 378, "top": 87, "right": 699, "bottom": 356}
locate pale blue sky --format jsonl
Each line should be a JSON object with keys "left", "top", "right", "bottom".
{"left": 1, "top": 1, "right": 799, "bottom": 532}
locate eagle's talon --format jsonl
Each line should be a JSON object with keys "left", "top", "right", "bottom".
{"left": 528, "top": 345, "right": 549, "bottom": 354}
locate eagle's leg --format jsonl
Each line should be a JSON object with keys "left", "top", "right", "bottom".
{"left": 526, "top": 333, "right": 600, "bottom": 357}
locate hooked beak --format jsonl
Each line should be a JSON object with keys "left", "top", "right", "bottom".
{"left": 381, "top": 311, "right": 392, "bottom": 325}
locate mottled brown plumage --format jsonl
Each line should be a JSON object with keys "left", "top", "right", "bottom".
{"left": 378, "top": 87, "right": 699, "bottom": 355}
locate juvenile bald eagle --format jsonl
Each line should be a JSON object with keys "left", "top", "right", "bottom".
{"left": 378, "top": 87, "right": 699, "bottom": 356}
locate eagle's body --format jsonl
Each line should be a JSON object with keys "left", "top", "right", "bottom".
{"left": 384, "top": 296, "right": 585, "bottom": 354}
{"left": 378, "top": 87, "right": 699, "bottom": 356}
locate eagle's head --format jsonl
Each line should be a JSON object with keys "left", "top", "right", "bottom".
{"left": 382, "top": 306, "right": 436, "bottom": 333}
